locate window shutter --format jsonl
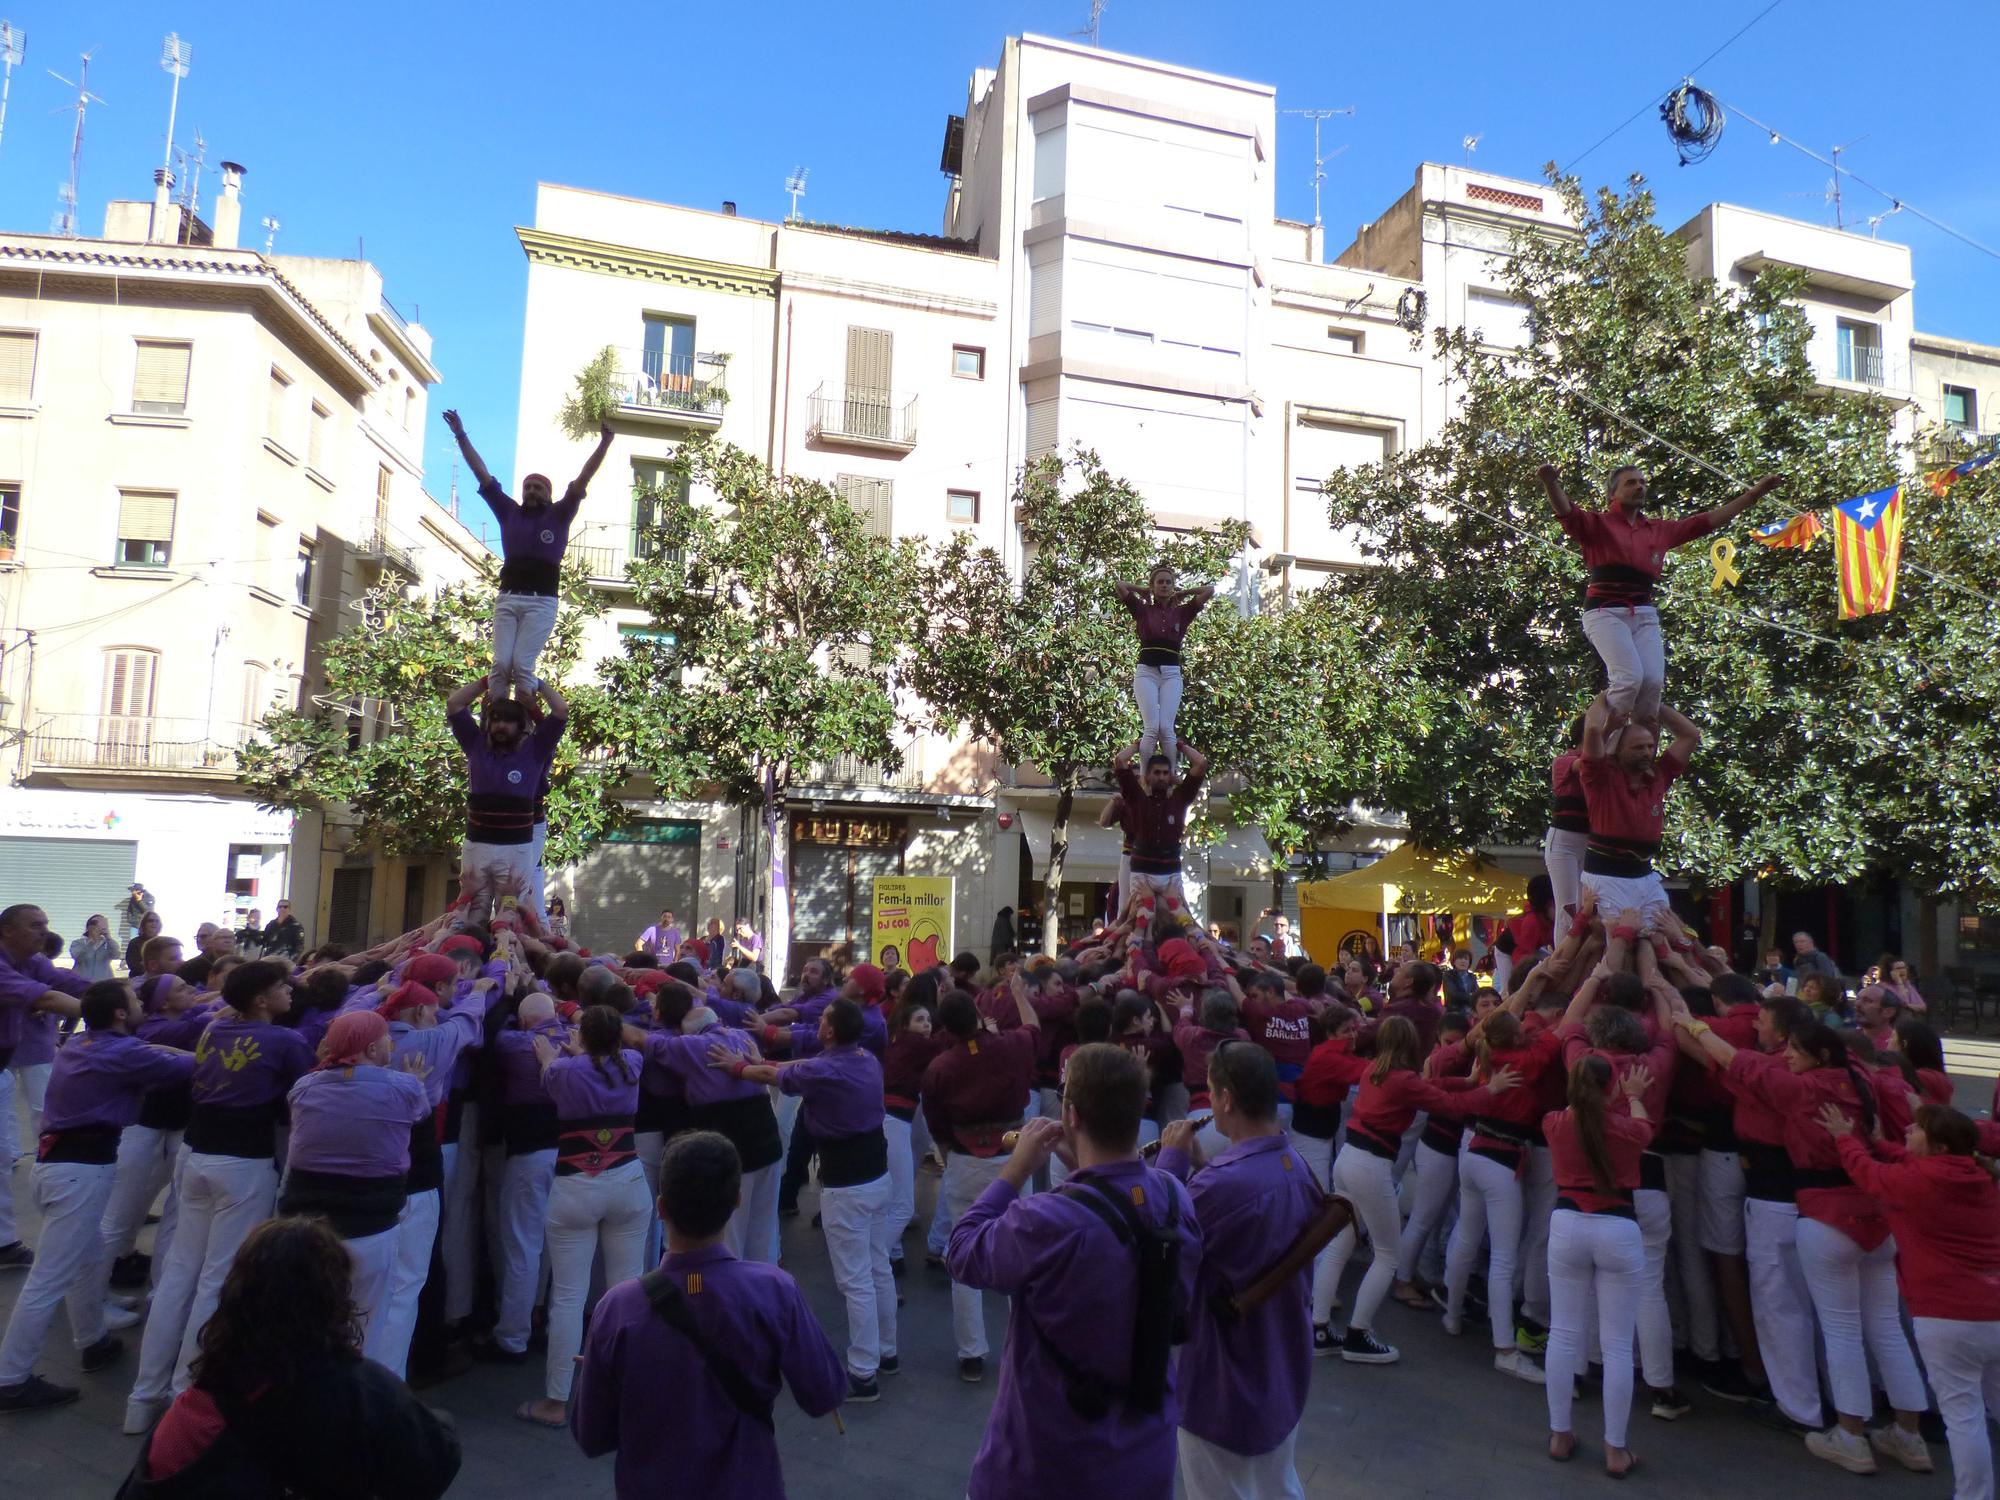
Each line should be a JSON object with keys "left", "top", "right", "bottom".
{"left": 837, "top": 475, "right": 893, "bottom": 539}
{"left": 102, "top": 649, "right": 158, "bottom": 718}
{"left": 267, "top": 370, "right": 290, "bottom": 440}
{"left": 118, "top": 491, "right": 177, "bottom": 543}
{"left": 133, "top": 342, "right": 192, "bottom": 411}
{"left": 844, "top": 327, "right": 893, "bottom": 439}
{"left": 0, "top": 331, "right": 37, "bottom": 402}
{"left": 308, "top": 405, "right": 327, "bottom": 470}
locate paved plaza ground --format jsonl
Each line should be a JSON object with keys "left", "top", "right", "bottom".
{"left": 9, "top": 1037, "right": 1997, "bottom": 1499}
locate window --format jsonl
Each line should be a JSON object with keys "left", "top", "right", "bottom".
{"left": 952, "top": 345, "right": 985, "bottom": 380}
{"left": 1943, "top": 385, "right": 1978, "bottom": 430}
{"left": 374, "top": 464, "right": 392, "bottom": 532}
{"left": 845, "top": 327, "right": 894, "bottom": 438}
{"left": 946, "top": 488, "right": 979, "bottom": 523}
{"left": 239, "top": 662, "right": 269, "bottom": 734}
{"left": 631, "top": 459, "right": 689, "bottom": 562}
{"left": 0, "top": 482, "right": 19, "bottom": 543}
{"left": 1836, "top": 320, "right": 1883, "bottom": 385}
{"left": 100, "top": 648, "right": 159, "bottom": 749}
{"left": 257, "top": 514, "right": 281, "bottom": 594}
{"left": 1326, "top": 328, "right": 1362, "bottom": 355}
{"left": 642, "top": 314, "right": 696, "bottom": 392}
{"left": 836, "top": 474, "right": 893, "bottom": 538}
{"left": 266, "top": 367, "right": 292, "bottom": 444}
{"left": 132, "top": 340, "right": 192, "bottom": 415}
{"left": 1466, "top": 290, "right": 1530, "bottom": 349}
{"left": 0, "top": 330, "right": 37, "bottom": 403}
{"left": 296, "top": 539, "right": 317, "bottom": 607}
{"left": 308, "top": 403, "right": 329, "bottom": 472}
{"left": 115, "top": 489, "right": 176, "bottom": 567}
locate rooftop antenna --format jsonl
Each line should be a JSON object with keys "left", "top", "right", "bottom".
{"left": 259, "top": 214, "right": 280, "bottom": 253}
{"left": 1828, "top": 133, "right": 1868, "bottom": 230}
{"left": 174, "top": 128, "right": 207, "bottom": 214}
{"left": 1075, "top": 0, "right": 1107, "bottom": 46}
{"left": 48, "top": 48, "right": 103, "bottom": 238}
{"left": 0, "top": 22, "right": 24, "bottom": 161}
{"left": 157, "top": 32, "right": 189, "bottom": 177}
{"left": 784, "top": 165, "right": 808, "bottom": 222}
{"left": 1281, "top": 106, "right": 1355, "bottom": 228}
{"left": 1462, "top": 132, "right": 1482, "bottom": 161}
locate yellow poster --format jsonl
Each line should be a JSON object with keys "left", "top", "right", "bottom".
{"left": 872, "top": 876, "right": 954, "bottom": 975}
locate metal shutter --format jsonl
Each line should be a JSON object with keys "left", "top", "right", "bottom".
{"left": 0, "top": 837, "right": 139, "bottom": 952}
{"left": 0, "top": 331, "right": 36, "bottom": 403}
{"left": 1025, "top": 398, "right": 1058, "bottom": 458}
{"left": 132, "top": 342, "right": 191, "bottom": 412}
{"left": 564, "top": 831, "right": 700, "bottom": 957}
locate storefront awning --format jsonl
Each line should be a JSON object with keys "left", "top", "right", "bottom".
{"left": 1192, "top": 824, "right": 1275, "bottom": 879}
{"left": 1017, "top": 810, "right": 1123, "bottom": 879}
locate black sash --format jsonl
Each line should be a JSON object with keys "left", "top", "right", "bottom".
{"left": 503, "top": 1099, "right": 559, "bottom": 1157}
{"left": 815, "top": 1129, "right": 889, "bottom": 1188}
{"left": 466, "top": 792, "right": 537, "bottom": 846}
{"left": 38, "top": 1123, "right": 121, "bottom": 1165}
{"left": 407, "top": 1116, "right": 444, "bottom": 1195}
{"left": 187, "top": 1103, "right": 280, "bottom": 1160}
{"left": 690, "top": 1093, "right": 783, "bottom": 1175}
{"left": 279, "top": 1169, "right": 408, "bottom": 1240}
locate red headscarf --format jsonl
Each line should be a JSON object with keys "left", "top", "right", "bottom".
{"left": 403, "top": 953, "right": 459, "bottom": 989}
{"left": 377, "top": 983, "right": 436, "bottom": 1022}
{"left": 438, "top": 935, "right": 483, "bottom": 961}
{"left": 316, "top": 1010, "right": 388, "bottom": 1070}
{"left": 848, "top": 963, "right": 886, "bottom": 1004}
{"left": 1157, "top": 938, "right": 1205, "bottom": 982}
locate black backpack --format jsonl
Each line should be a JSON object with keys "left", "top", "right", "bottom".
{"left": 1025, "top": 1174, "right": 1187, "bottom": 1419}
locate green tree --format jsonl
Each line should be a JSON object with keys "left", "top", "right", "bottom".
{"left": 601, "top": 438, "right": 920, "bottom": 981}
{"left": 558, "top": 346, "right": 620, "bottom": 441}
{"left": 907, "top": 450, "right": 1248, "bottom": 954}
{"left": 238, "top": 565, "right": 633, "bottom": 868}
{"left": 1320, "top": 171, "right": 2000, "bottom": 901}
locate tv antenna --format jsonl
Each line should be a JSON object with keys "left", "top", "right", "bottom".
{"left": 784, "top": 165, "right": 809, "bottom": 221}
{"left": 0, "top": 22, "right": 24, "bottom": 162}
{"left": 260, "top": 215, "right": 280, "bottom": 253}
{"left": 1281, "top": 106, "right": 1354, "bottom": 228}
{"left": 1827, "top": 133, "right": 1867, "bottom": 230}
{"left": 1462, "top": 133, "right": 1482, "bottom": 160}
{"left": 174, "top": 129, "right": 207, "bottom": 214}
{"left": 1075, "top": 0, "right": 1107, "bottom": 46}
{"left": 158, "top": 32, "right": 190, "bottom": 177}
{"left": 49, "top": 48, "right": 104, "bottom": 238}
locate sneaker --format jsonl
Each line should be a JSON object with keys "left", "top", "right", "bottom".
{"left": 0, "top": 1375, "right": 79, "bottom": 1413}
{"left": 1698, "top": 1361, "right": 1762, "bottom": 1404}
{"left": 1514, "top": 1321, "right": 1549, "bottom": 1356}
{"left": 1340, "top": 1327, "right": 1399, "bottom": 1365}
{"left": 878, "top": 1354, "right": 900, "bottom": 1376}
{"left": 0, "top": 1241, "right": 33, "bottom": 1272}
{"left": 1428, "top": 1286, "right": 1451, "bottom": 1313}
{"left": 846, "top": 1373, "right": 881, "bottom": 1403}
{"left": 1805, "top": 1426, "right": 1877, "bottom": 1474}
{"left": 79, "top": 1335, "right": 124, "bottom": 1372}
{"left": 1495, "top": 1349, "right": 1546, "bottom": 1385}
{"left": 959, "top": 1357, "right": 984, "bottom": 1383}
{"left": 1312, "top": 1323, "right": 1339, "bottom": 1357}
{"left": 469, "top": 1337, "right": 528, "bottom": 1366}
{"left": 1867, "top": 1424, "right": 1934, "bottom": 1474}
{"left": 1649, "top": 1386, "right": 1691, "bottom": 1421}
{"left": 108, "top": 1251, "right": 148, "bottom": 1288}
{"left": 101, "top": 1301, "right": 144, "bottom": 1332}
{"left": 1441, "top": 1309, "right": 1463, "bottom": 1338}
{"left": 122, "top": 1395, "right": 168, "bottom": 1434}
{"left": 1746, "top": 1399, "right": 1815, "bottom": 1437}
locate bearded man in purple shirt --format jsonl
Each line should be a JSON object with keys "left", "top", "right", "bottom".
{"left": 445, "top": 674, "right": 568, "bottom": 932}
{"left": 443, "top": 407, "right": 613, "bottom": 704}
{"left": 0, "top": 904, "right": 88, "bottom": 1268}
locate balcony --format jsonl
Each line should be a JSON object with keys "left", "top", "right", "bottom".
{"left": 355, "top": 520, "right": 421, "bottom": 578}
{"left": 807, "top": 383, "right": 919, "bottom": 453}
{"left": 26, "top": 714, "right": 249, "bottom": 776}
{"left": 569, "top": 519, "right": 681, "bottom": 587}
{"left": 799, "top": 749, "right": 926, "bottom": 794}
{"left": 1836, "top": 342, "right": 1885, "bottom": 386}
{"left": 612, "top": 349, "right": 728, "bottom": 427}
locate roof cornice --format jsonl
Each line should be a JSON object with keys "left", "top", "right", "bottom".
{"left": 516, "top": 226, "right": 778, "bottom": 300}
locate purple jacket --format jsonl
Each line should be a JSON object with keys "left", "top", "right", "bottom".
{"left": 190, "top": 1015, "right": 315, "bottom": 1110}
{"left": 547, "top": 1050, "right": 642, "bottom": 1121}
{"left": 641, "top": 1025, "right": 768, "bottom": 1109}
{"left": 778, "top": 1043, "right": 884, "bottom": 1140}
{"left": 1159, "top": 1133, "right": 1320, "bottom": 1453}
{"left": 0, "top": 946, "right": 90, "bottom": 1056}
{"left": 570, "top": 1244, "right": 844, "bottom": 1500}
{"left": 285, "top": 1065, "right": 432, "bottom": 1177}
{"left": 948, "top": 1160, "right": 1202, "bottom": 1500}
{"left": 387, "top": 989, "right": 491, "bottom": 1109}
{"left": 42, "top": 1031, "right": 194, "bottom": 1133}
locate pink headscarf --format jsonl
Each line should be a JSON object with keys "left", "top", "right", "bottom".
{"left": 316, "top": 1010, "right": 388, "bottom": 1070}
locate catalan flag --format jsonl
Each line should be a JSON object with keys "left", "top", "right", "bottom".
{"left": 1832, "top": 485, "right": 1905, "bottom": 619}
{"left": 1752, "top": 512, "right": 1825, "bottom": 550}
{"left": 1926, "top": 443, "right": 1998, "bottom": 497}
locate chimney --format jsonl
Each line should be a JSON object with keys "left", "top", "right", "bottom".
{"left": 212, "top": 161, "right": 246, "bottom": 249}
{"left": 722, "top": 200, "right": 737, "bottom": 216}
{"left": 150, "top": 168, "right": 178, "bottom": 244}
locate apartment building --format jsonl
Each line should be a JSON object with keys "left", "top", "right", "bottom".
{"left": 0, "top": 163, "right": 488, "bottom": 955}
{"left": 1911, "top": 331, "right": 2000, "bottom": 453}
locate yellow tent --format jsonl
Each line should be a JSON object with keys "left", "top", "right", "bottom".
{"left": 1297, "top": 846, "right": 1529, "bottom": 967}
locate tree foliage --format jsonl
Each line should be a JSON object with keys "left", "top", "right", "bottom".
{"left": 1321, "top": 171, "right": 2000, "bottom": 896}
{"left": 558, "top": 345, "right": 620, "bottom": 441}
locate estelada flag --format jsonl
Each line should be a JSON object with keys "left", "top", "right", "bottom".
{"left": 1752, "top": 513, "right": 1824, "bottom": 549}
{"left": 1925, "top": 443, "right": 1997, "bottom": 497}
{"left": 1832, "top": 485, "right": 1905, "bottom": 619}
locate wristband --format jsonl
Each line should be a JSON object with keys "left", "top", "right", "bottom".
{"left": 730, "top": 1060, "right": 748, "bottom": 1080}
{"left": 1681, "top": 1019, "right": 1711, "bottom": 1036}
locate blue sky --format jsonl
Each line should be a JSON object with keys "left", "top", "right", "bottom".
{"left": 8, "top": 1, "right": 1996, "bottom": 541}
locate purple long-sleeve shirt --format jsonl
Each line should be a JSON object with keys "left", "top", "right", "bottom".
{"left": 448, "top": 708, "right": 567, "bottom": 846}
{"left": 478, "top": 475, "right": 583, "bottom": 595}
{"left": 10, "top": 1009, "right": 57, "bottom": 1066}
{"left": 640, "top": 1024, "right": 768, "bottom": 1108}
{"left": 787, "top": 1004, "right": 887, "bottom": 1060}
{"left": 0, "top": 945, "right": 90, "bottom": 1057}
{"left": 547, "top": 1051, "right": 643, "bottom": 1121}
{"left": 42, "top": 1031, "right": 195, "bottom": 1133}
{"left": 388, "top": 989, "right": 492, "bottom": 1109}
{"left": 285, "top": 1065, "right": 432, "bottom": 1177}
{"left": 778, "top": 1043, "right": 884, "bottom": 1140}
{"left": 190, "top": 1015, "right": 315, "bottom": 1110}
{"left": 947, "top": 1159, "right": 1202, "bottom": 1500}
{"left": 1158, "top": 1133, "right": 1320, "bottom": 1454}
{"left": 496, "top": 1017, "right": 571, "bottom": 1107}
{"left": 569, "top": 1243, "right": 845, "bottom": 1500}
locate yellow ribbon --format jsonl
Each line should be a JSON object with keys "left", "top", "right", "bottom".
{"left": 1709, "top": 537, "right": 1741, "bottom": 591}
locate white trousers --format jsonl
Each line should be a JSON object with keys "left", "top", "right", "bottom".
{"left": 1634, "top": 1186, "right": 1674, "bottom": 1388}
{"left": 1545, "top": 829, "right": 1588, "bottom": 946}
{"left": 1133, "top": 663, "right": 1184, "bottom": 766}
{"left": 544, "top": 1163, "right": 651, "bottom": 1403}
{"left": 1177, "top": 1426, "right": 1305, "bottom": 1500}
{"left": 724, "top": 1160, "right": 781, "bottom": 1265}
{"left": 884, "top": 1115, "right": 917, "bottom": 1255}
{"left": 99, "top": 1124, "right": 182, "bottom": 1270}
{"left": 634, "top": 1129, "right": 666, "bottom": 1276}
{"left": 1745, "top": 1197, "right": 1822, "bottom": 1427}
{"left": 1578, "top": 870, "right": 1672, "bottom": 932}
{"left": 1663, "top": 1151, "right": 1720, "bottom": 1362}
{"left": 131, "top": 1150, "right": 277, "bottom": 1402}
{"left": 1326, "top": 1146, "right": 1400, "bottom": 1332}
{"left": 821, "top": 1171, "right": 896, "bottom": 1379}
{"left": 1793, "top": 1217, "right": 1928, "bottom": 1419}
{"left": 1579, "top": 604, "right": 1664, "bottom": 725}
{"left": 943, "top": 1152, "right": 1009, "bottom": 1358}
{"left": 1125, "top": 869, "right": 1189, "bottom": 917}
{"left": 1518, "top": 1145, "right": 1557, "bottom": 1326}
{"left": 491, "top": 590, "right": 560, "bottom": 699}
{"left": 1397, "top": 1138, "right": 1459, "bottom": 1287}
{"left": 1545, "top": 1209, "right": 1643, "bottom": 1449}
{"left": 1294, "top": 1133, "right": 1342, "bottom": 1325}
{"left": 1445, "top": 1149, "right": 1524, "bottom": 1350}
{"left": 440, "top": 1118, "right": 480, "bottom": 1325}
{"left": 494, "top": 1149, "right": 556, "bottom": 1354}
{"left": 1913, "top": 1317, "right": 2000, "bottom": 1500}
{"left": 0, "top": 1161, "right": 114, "bottom": 1383}
{"left": 459, "top": 840, "right": 541, "bottom": 931}
{"left": 367, "top": 1188, "right": 441, "bottom": 1380}
{"left": 0, "top": 1061, "right": 52, "bottom": 1169}
{"left": 344, "top": 1222, "right": 401, "bottom": 1350}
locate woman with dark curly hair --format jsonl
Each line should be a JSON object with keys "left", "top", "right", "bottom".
{"left": 116, "top": 1216, "right": 459, "bottom": 1498}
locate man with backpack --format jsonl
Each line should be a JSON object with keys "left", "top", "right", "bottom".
{"left": 947, "top": 1043, "right": 1203, "bottom": 1500}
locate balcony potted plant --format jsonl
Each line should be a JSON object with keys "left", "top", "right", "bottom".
{"left": 0, "top": 530, "right": 14, "bottom": 562}
{"left": 559, "top": 346, "right": 621, "bottom": 439}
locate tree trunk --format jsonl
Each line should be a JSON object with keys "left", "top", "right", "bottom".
{"left": 1041, "top": 779, "right": 1074, "bottom": 958}
{"left": 763, "top": 764, "right": 792, "bottom": 985}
